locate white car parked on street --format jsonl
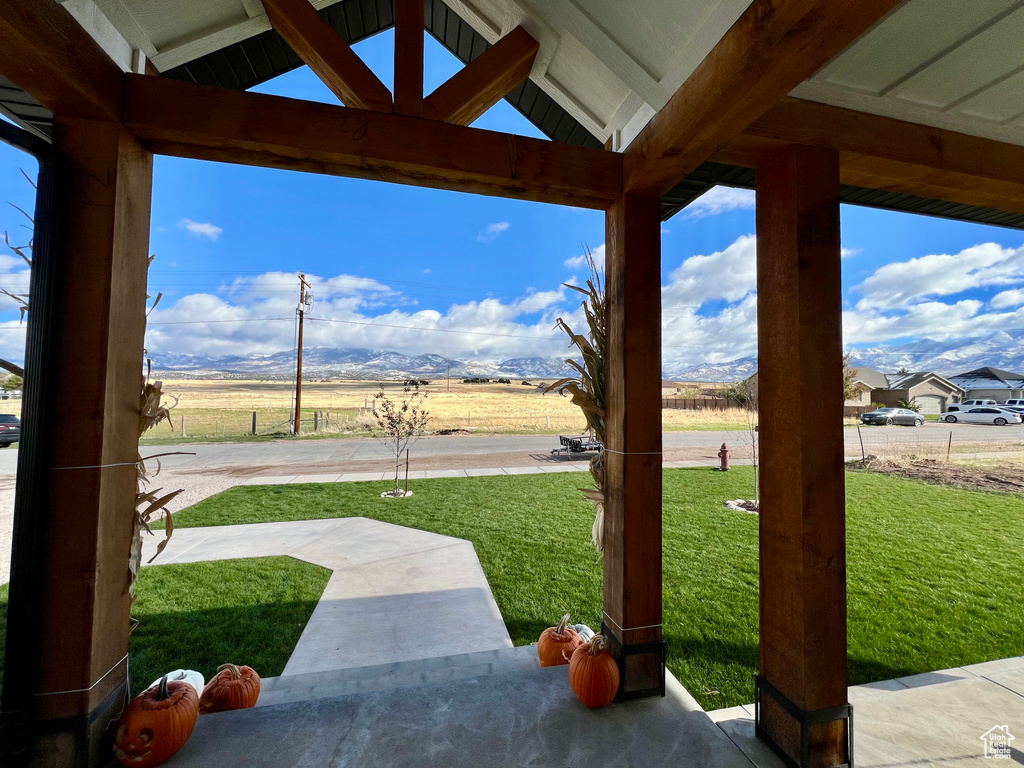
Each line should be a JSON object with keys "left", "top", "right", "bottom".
{"left": 941, "top": 407, "right": 1023, "bottom": 425}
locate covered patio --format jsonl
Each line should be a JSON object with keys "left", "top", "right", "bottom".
{"left": 1, "top": 0, "right": 1023, "bottom": 766}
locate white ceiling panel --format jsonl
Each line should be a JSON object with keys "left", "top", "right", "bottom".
{"left": 794, "top": 0, "right": 1024, "bottom": 148}
{"left": 955, "top": 69, "right": 1024, "bottom": 123}
{"left": 811, "top": 0, "right": 1019, "bottom": 96}
{"left": 890, "top": 5, "right": 1024, "bottom": 108}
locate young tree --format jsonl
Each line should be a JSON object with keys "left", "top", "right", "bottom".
{"left": 3, "top": 374, "right": 23, "bottom": 391}
{"left": 842, "top": 352, "right": 858, "bottom": 403}
{"left": 372, "top": 383, "right": 430, "bottom": 497}
{"left": 729, "top": 380, "right": 759, "bottom": 504}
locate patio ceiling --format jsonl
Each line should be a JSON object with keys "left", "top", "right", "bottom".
{"left": 3, "top": 0, "right": 1023, "bottom": 228}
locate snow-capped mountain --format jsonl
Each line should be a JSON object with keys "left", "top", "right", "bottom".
{"left": 669, "top": 355, "right": 758, "bottom": 382}
{"left": 669, "top": 331, "right": 1024, "bottom": 381}
{"left": 148, "top": 347, "right": 578, "bottom": 380}
{"left": 148, "top": 331, "right": 1024, "bottom": 382}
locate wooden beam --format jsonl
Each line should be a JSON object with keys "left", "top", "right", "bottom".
{"left": 393, "top": 0, "right": 424, "bottom": 118}
{"left": 623, "top": 0, "right": 899, "bottom": 197}
{"left": 748, "top": 97, "right": 1024, "bottom": 187}
{"left": 756, "top": 145, "right": 848, "bottom": 767}
{"left": 423, "top": 26, "right": 539, "bottom": 126}
{"left": 122, "top": 75, "right": 622, "bottom": 209}
{"left": 731, "top": 97, "right": 1024, "bottom": 214}
{"left": 262, "top": 0, "right": 392, "bottom": 112}
{"left": 603, "top": 192, "right": 663, "bottom": 698}
{"left": 712, "top": 131, "right": 1024, "bottom": 216}
{"left": 0, "top": 0, "right": 124, "bottom": 121}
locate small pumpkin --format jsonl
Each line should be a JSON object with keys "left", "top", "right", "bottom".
{"left": 537, "top": 613, "right": 582, "bottom": 667}
{"left": 113, "top": 675, "right": 199, "bottom": 768}
{"left": 198, "top": 663, "right": 261, "bottom": 714}
{"left": 569, "top": 634, "right": 620, "bottom": 708}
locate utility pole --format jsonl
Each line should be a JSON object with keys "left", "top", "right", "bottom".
{"left": 294, "top": 273, "right": 311, "bottom": 434}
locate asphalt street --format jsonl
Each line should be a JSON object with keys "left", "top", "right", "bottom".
{"left": 0, "top": 422, "right": 1016, "bottom": 476}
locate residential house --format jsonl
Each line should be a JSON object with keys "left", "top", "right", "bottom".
{"left": 949, "top": 367, "right": 1024, "bottom": 401}
{"left": 873, "top": 371, "right": 965, "bottom": 414}
{"left": 845, "top": 367, "right": 888, "bottom": 415}
{"left": 661, "top": 379, "right": 680, "bottom": 398}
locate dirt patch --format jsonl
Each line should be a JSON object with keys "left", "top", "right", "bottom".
{"left": 849, "top": 457, "right": 1024, "bottom": 493}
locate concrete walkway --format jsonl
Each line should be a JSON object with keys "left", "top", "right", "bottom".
{"left": 141, "top": 518, "right": 513, "bottom": 675}
{"left": 710, "top": 655, "right": 1024, "bottom": 767}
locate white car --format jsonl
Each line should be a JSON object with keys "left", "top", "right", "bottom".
{"left": 1003, "top": 399, "right": 1024, "bottom": 406}
{"left": 961, "top": 399, "right": 997, "bottom": 406}
{"left": 942, "top": 407, "right": 1022, "bottom": 425}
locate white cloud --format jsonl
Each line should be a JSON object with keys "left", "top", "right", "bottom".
{"left": 854, "top": 242, "right": 1024, "bottom": 310}
{"left": 121, "top": 234, "right": 1024, "bottom": 376}
{"left": 423, "top": 268, "right": 431, "bottom": 274}
{"left": 662, "top": 234, "right": 756, "bottom": 308}
{"left": 685, "top": 187, "right": 755, "bottom": 219}
{"left": 178, "top": 219, "right": 223, "bottom": 240}
{"left": 990, "top": 288, "right": 1024, "bottom": 308}
{"left": 564, "top": 243, "right": 605, "bottom": 273}
{"left": 841, "top": 247, "right": 861, "bottom": 259}
{"left": 477, "top": 221, "right": 510, "bottom": 243}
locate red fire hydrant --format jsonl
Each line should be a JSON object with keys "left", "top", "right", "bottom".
{"left": 718, "top": 443, "right": 730, "bottom": 471}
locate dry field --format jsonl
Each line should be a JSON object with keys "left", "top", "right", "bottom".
{"left": 143, "top": 378, "right": 752, "bottom": 440}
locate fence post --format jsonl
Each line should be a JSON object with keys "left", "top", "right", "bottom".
{"left": 947, "top": 431, "right": 953, "bottom": 461}
{"left": 181, "top": 415, "right": 186, "bottom": 439}
{"left": 252, "top": 411, "right": 257, "bottom": 435}
{"left": 326, "top": 410, "right": 330, "bottom": 428}
{"left": 313, "top": 411, "right": 319, "bottom": 432}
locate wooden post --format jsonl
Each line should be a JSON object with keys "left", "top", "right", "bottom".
{"left": 755, "top": 145, "right": 849, "bottom": 767}
{"left": 602, "top": 193, "right": 664, "bottom": 699}
{"left": 393, "top": 0, "right": 424, "bottom": 118}
{"left": 252, "top": 410, "right": 257, "bottom": 435}
{"left": 9, "top": 118, "right": 152, "bottom": 764}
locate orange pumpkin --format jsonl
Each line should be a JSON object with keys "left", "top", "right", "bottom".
{"left": 113, "top": 675, "right": 199, "bottom": 767}
{"left": 537, "top": 613, "right": 582, "bottom": 667}
{"left": 569, "top": 634, "right": 620, "bottom": 708}
{"left": 198, "top": 663, "right": 261, "bottom": 714}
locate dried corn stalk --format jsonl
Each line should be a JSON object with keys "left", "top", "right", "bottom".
{"left": 547, "top": 247, "right": 606, "bottom": 550}
{"left": 130, "top": 367, "right": 183, "bottom": 603}
{"left": 129, "top": 266, "right": 183, "bottom": 604}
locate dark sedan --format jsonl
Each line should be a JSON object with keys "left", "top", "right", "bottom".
{"left": 860, "top": 407, "right": 924, "bottom": 427}
{"left": 0, "top": 413, "right": 21, "bottom": 446}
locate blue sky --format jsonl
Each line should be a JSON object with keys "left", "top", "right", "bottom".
{"left": 2, "top": 29, "right": 1024, "bottom": 371}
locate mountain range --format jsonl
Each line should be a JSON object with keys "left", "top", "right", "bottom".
{"left": 148, "top": 330, "right": 1024, "bottom": 382}
{"left": 669, "top": 330, "right": 1024, "bottom": 381}
{"left": 148, "top": 347, "right": 578, "bottom": 380}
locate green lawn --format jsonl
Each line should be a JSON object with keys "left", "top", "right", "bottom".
{"left": 167, "top": 468, "right": 1024, "bottom": 710}
{"left": 0, "top": 556, "right": 330, "bottom": 698}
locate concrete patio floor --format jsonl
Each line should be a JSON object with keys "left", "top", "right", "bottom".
{"left": 166, "top": 662, "right": 753, "bottom": 768}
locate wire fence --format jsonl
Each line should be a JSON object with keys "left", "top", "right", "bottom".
{"left": 848, "top": 425, "right": 1024, "bottom": 460}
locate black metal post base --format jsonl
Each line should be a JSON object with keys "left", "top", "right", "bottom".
{"left": 601, "top": 623, "right": 666, "bottom": 702}
{"left": 755, "top": 675, "right": 853, "bottom": 768}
